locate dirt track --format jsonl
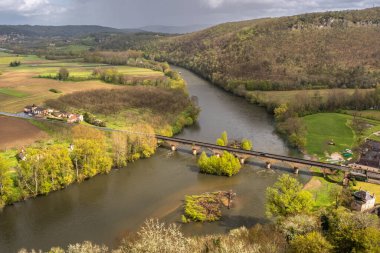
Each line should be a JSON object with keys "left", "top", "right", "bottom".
{"left": 0, "top": 116, "right": 47, "bottom": 150}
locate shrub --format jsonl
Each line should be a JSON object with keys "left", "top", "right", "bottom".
{"left": 49, "top": 88, "right": 62, "bottom": 93}
{"left": 119, "top": 219, "right": 188, "bottom": 253}
{"left": 9, "top": 61, "right": 21, "bottom": 67}
{"left": 278, "top": 214, "right": 320, "bottom": 241}
{"left": 57, "top": 68, "right": 69, "bottom": 80}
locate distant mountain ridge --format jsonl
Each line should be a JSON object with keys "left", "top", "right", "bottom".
{"left": 139, "top": 24, "right": 212, "bottom": 34}
{"left": 143, "top": 7, "right": 380, "bottom": 91}
{"left": 0, "top": 25, "right": 143, "bottom": 37}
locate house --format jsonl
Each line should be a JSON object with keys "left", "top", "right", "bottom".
{"left": 351, "top": 190, "right": 376, "bottom": 212}
{"left": 359, "top": 140, "right": 380, "bottom": 169}
{"left": 24, "top": 104, "right": 37, "bottom": 114}
{"left": 33, "top": 107, "right": 48, "bottom": 117}
{"left": 67, "top": 114, "right": 83, "bottom": 124}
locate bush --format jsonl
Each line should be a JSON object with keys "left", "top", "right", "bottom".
{"left": 9, "top": 61, "right": 21, "bottom": 67}
{"left": 278, "top": 214, "right": 320, "bottom": 241}
{"left": 198, "top": 151, "right": 242, "bottom": 177}
{"left": 49, "top": 88, "right": 62, "bottom": 94}
{"left": 290, "top": 232, "right": 333, "bottom": 253}
{"left": 83, "top": 112, "right": 106, "bottom": 127}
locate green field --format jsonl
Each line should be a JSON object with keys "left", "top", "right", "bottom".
{"left": 303, "top": 113, "right": 380, "bottom": 158}
{"left": 0, "top": 53, "right": 42, "bottom": 65}
{"left": 306, "top": 169, "right": 342, "bottom": 209}
{"left": 303, "top": 113, "right": 355, "bottom": 158}
{"left": 0, "top": 88, "right": 28, "bottom": 98}
{"left": 38, "top": 66, "right": 164, "bottom": 79}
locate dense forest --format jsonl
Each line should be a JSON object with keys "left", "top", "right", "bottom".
{"left": 141, "top": 7, "right": 380, "bottom": 91}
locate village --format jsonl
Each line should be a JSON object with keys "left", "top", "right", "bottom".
{"left": 23, "top": 104, "right": 84, "bottom": 124}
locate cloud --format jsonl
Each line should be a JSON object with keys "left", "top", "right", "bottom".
{"left": 0, "top": 0, "right": 66, "bottom": 16}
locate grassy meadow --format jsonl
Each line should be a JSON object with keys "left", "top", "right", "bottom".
{"left": 302, "top": 113, "right": 356, "bottom": 158}
{"left": 302, "top": 113, "right": 380, "bottom": 158}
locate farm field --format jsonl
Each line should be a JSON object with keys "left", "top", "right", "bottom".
{"left": 38, "top": 65, "right": 164, "bottom": 79}
{"left": 0, "top": 53, "right": 164, "bottom": 112}
{"left": 0, "top": 115, "right": 48, "bottom": 151}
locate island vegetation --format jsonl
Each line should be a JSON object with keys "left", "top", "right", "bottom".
{"left": 182, "top": 191, "right": 235, "bottom": 222}
{"left": 198, "top": 151, "right": 241, "bottom": 177}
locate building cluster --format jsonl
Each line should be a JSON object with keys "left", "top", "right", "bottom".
{"left": 24, "top": 104, "right": 83, "bottom": 124}
{"left": 359, "top": 140, "right": 380, "bottom": 169}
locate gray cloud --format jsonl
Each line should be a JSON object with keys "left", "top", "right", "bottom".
{"left": 0, "top": 0, "right": 379, "bottom": 27}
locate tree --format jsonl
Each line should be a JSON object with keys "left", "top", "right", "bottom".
{"left": 290, "top": 232, "right": 333, "bottom": 253}
{"left": 18, "top": 148, "right": 45, "bottom": 196}
{"left": 279, "top": 214, "right": 320, "bottom": 241}
{"left": 58, "top": 67, "right": 69, "bottom": 80}
{"left": 216, "top": 131, "right": 228, "bottom": 146}
{"left": 18, "top": 145, "right": 74, "bottom": 196}
{"left": 71, "top": 125, "right": 105, "bottom": 142}
{"left": 241, "top": 139, "right": 253, "bottom": 151}
{"left": 198, "top": 151, "right": 241, "bottom": 177}
{"left": 71, "top": 139, "right": 113, "bottom": 181}
{"left": 274, "top": 103, "right": 289, "bottom": 122}
{"left": 266, "top": 174, "right": 314, "bottom": 217}
{"left": 326, "top": 208, "right": 380, "bottom": 252}
{"left": 112, "top": 132, "right": 128, "bottom": 168}
{"left": 119, "top": 219, "right": 188, "bottom": 253}
{"left": 0, "top": 156, "right": 16, "bottom": 207}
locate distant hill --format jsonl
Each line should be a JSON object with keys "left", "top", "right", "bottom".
{"left": 144, "top": 7, "right": 380, "bottom": 91}
{"left": 139, "top": 24, "right": 211, "bottom": 34}
{"left": 0, "top": 25, "right": 142, "bottom": 38}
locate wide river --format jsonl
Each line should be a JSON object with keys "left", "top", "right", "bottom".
{"left": 0, "top": 67, "right": 310, "bottom": 252}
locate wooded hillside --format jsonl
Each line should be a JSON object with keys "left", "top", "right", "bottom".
{"left": 144, "top": 8, "right": 380, "bottom": 91}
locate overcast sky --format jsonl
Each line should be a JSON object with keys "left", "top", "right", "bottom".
{"left": 0, "top": 0, "right": 379, "bottom": 28}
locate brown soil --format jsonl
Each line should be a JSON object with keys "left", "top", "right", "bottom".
{"left": 303, "top": 178, "right": 322, "bottom": 190}
{"left": 0, "top": 116, "right": 48, "bottom": 151}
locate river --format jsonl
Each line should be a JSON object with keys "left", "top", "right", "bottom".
{"left": 0, "top": 67, "right": 310, "bottom": 252}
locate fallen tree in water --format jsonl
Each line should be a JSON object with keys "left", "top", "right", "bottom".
{"left": 183, "top": 191, "right": 236, "bottom": 222}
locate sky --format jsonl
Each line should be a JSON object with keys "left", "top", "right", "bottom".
{"left": 0, "top": 0, "right": 379, "bottom": 28}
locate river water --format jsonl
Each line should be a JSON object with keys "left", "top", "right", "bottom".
{"left": 0, "top": 67, "right": 310, "bottom": 252}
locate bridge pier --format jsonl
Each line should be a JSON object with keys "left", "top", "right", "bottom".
{"left": 191, "top": 146, "right": 201, "bottom": 156}
{"left": 266, "top": 162, "right": 271, "bottom": 169}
